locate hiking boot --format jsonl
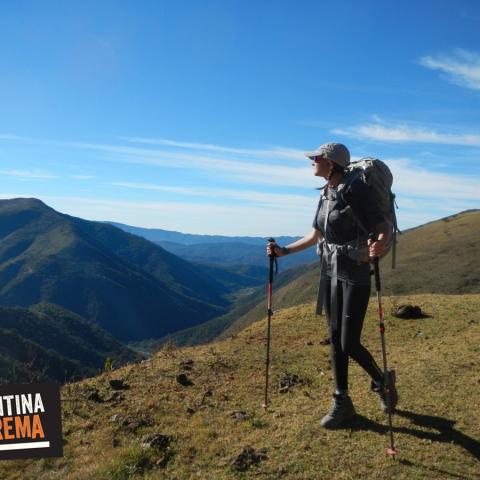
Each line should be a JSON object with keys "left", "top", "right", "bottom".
{"left": 320, "top": 393, "right": 356, "bottom": 428}
{"left": 371, "top": 369, "right": 398, "bottom": 413}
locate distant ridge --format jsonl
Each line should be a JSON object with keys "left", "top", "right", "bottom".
{"left": 108, "top": 222, "right": 318, "bottom": 269}
{"left": 106, "top": 221, "right": 300, "bottom": 246}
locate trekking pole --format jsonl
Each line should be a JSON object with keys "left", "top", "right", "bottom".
{"left": 263, "top": 237, "right": 276, "bottom": 411}
{"left": 370, "top": 233, "right": 397, "bottom": 458}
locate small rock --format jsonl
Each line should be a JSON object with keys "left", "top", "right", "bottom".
{"left": 305, "top": 340, "right": 314, "bottom": 346}
{"left": 186, "top": 407, "right": 195, "bottom": 415}
{"left": 319, "top": 337, "right": 331, "bottom": 346}
{"left": 105, "top": 392, "right": 125, "bottom": 403}
{"left": 109, "top": 379, "right": 129, "bottom": 390}
{"left": 86, "top": 388, "right": 104, "bottom": 403}
{"left": 113, "top": 415, "right": 154, "bottom": 433}
{"left": 230, "top": 411, "right": 249, "bottom": 421}
{"left": 277, "top": 372, "right": 305, "bottom": 393}
{"left": 393, "top": 304, "right": 426, "bottom": 319}
{"left": 179, "top": 359, "right": 194, "bottom": 371}
{"left": 141, "top": 433, "right": 171, "bottom": 452}
{"left": 176, "top": 373, "right": 193, "bottom": 386}
{"left": 232, "top": 447, "right": 267, "bottom": 472}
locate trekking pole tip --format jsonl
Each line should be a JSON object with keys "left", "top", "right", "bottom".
{"left": 387, "top": 447, "right": 397, "bottom": 458}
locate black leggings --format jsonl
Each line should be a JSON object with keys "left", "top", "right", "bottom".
{"left": 324, "top": 279, "right": 383, "bottom": 391}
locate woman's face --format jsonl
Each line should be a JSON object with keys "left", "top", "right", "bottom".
{"left": 311, "top": 155, "right": 331, "bottom": 179}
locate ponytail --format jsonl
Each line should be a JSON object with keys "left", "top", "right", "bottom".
{"left": 324, "top": 162, "right": 345, "bottom": 194}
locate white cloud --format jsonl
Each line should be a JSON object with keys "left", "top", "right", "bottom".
{"left": 112, "top": 157, "right": 480, "bottom": 208}
{"left": 70, "top": 175, "right": 96, "bottom": 180}
{"left": 386, "top": 158, "right": 480, "bottom": 201}
{"left": 0, "top": 134, "right": 29, "bottom": 141}
{"left": 0, "top": 133, "right": 322, "bottom": 188}
{"left": 120, "top": 136, "right": 306, "bottom": 161}
{"left": 419, "top": 49, "right": 480, "bottom": 90}
{"left": 77, "top": 144, "right": 316, "bottom": 188}
{"left": 0, "top": 194, "right": 315, "bottom": 236}
{"left": 0, "top": 133, "right": 478, "bottom": 233}
{"left": 333, "top": 123, "right": 480, "bottom": 146}
{"left": 371, "top": 114, "right": 384, "bottom": 123}
{"left": 0, "top": 169, "right": 57, "bottom": 179}
{"left": 111, "top": 182, "right": 317, "bottom": 210}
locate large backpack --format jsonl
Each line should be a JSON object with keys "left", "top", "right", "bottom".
{"left": 339, "top": 157, "right": 400, "bottom": 268}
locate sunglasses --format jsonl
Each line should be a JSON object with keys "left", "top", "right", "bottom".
{"left": 312, "top": 156, "right": 326, "bottom": 163}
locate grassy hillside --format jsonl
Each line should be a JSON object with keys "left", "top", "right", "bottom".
{"left": 380, "top": 209, "right": 480, "bottom": 294}
{"left": 0, "top": 303, "right": 141, "bottom": 383}
{"left": 2, "top": 294, "right": 478, "bottom": 479}
{"left": 216, "top": 209, "right": 480, "bottom": 340}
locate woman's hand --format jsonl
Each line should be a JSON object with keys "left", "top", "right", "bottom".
{"left": 368, "top": 232, "right": 388, "bottom": 258}
{"left": 266, "top": 241, "right": 287, "bottom": 257}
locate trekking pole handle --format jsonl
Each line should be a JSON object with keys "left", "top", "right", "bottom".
{"left": 267, "top": 237, "right": 276, "bottom": 284}
{"left": 369, "top": 233, "right": 381, "bottom": 292}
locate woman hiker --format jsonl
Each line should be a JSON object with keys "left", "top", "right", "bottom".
{"left": 267, "top": 142, "right": 398, "bottom": 429}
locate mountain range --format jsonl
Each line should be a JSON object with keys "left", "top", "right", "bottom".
{"left": 107, "top": 221, "right": 300, "bottom": 246}
{"left": 108, "top": 221, "right": 318, "bottom": 269}
{"left": 0, "top": 198, "right": 232, "bottom": 342}
{"left": 1, "top": 198, "right": 478, "bottom": 383}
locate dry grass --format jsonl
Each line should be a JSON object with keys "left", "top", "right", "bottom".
{"left": 1, "top": 294, "right": 479, "bottom": 479}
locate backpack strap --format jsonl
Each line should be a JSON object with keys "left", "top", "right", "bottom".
{"left": 315, "top": 243, "right": 340, "bottom": 330}
{"left": 315, "top": 248, "right": 328, "bottom": 316}
{"left": 390, "top": 193, "right": 401, "bottom": 269}
{"left": 342, "top": 202, "right": 370, "bottom": 236}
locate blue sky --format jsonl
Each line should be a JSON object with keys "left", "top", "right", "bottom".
{"left": 0, "top": 1, "right": 479, "bottom": 236}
